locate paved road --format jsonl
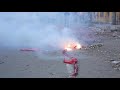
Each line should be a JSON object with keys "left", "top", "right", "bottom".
{"left": 1, "top": 27, "right": 120, "bottom": 78}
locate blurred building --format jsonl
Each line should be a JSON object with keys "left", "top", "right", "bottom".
{"left": 91, "top": 12, "right": 120, "bottom": 25}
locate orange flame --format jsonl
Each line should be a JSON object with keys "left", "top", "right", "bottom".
{"left": 75, "top": 43, "right": 81, "bottom": 49}
{"left": 64, "top": 43, "right": 81, "bottom": 51}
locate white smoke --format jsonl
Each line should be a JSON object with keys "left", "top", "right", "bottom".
{"left": 0, "top": 12, "right": 80, "bottom": 51}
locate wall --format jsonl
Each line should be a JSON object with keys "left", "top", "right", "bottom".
{"left": 92, "top": 12, "right": 120, "bottom": 25}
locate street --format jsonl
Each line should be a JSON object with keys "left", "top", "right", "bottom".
{"left": 1, "top": 26, "right": 120, "bottom": 78}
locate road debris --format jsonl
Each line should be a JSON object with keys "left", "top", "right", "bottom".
{"left": 110, "top": 60, "right": 120, "bottom": 70}
{"left": 0, "top": 61, "right": 4, "bottom": 64}
{"left": 89, "top": 43, "right": 103, "bottom": 49}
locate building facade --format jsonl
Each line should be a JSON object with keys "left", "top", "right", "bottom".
{"left": 91, "top": 12, "right": 120, "bottom": 25}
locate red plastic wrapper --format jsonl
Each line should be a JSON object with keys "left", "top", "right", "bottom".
{"left": 63, "top": 58, "right": 78, "bottom": 64}
{"left": 20, "top": 48, "right": 39, "bottom": 52}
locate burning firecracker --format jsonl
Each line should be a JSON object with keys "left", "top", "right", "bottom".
{"left": 63, "top": 42, "right": 81, "bottom": 78}
{"left": 64, "top": 43, "right": 82, "bottom": 51}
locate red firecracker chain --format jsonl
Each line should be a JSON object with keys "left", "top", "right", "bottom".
{"left": 62, "top": 49, "right": 78, "bottom": 78}
{"left": 63, "top": 58, "right": 78, "bottom": 64}
{"left": 20, "top": 48, "right": 39, "bottom": 52}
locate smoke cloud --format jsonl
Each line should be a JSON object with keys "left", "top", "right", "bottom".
{"left": 0, "top": 12, "right": 94, "bottom": 50}
{"left": 0, "top": 12, "right": 82, "bottom": 51}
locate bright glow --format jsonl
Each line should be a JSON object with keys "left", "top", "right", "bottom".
{"left": 76, "top": 43, "right": 82, "bottom": 49}
{"left": 67, "top": 44, "right": 71, "bottom": 48}
{"left": 64, "top": 42, "right": 82, "bottom": 51}
{"left": 65, "top": 47, "right": 72, "bottom": 51}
